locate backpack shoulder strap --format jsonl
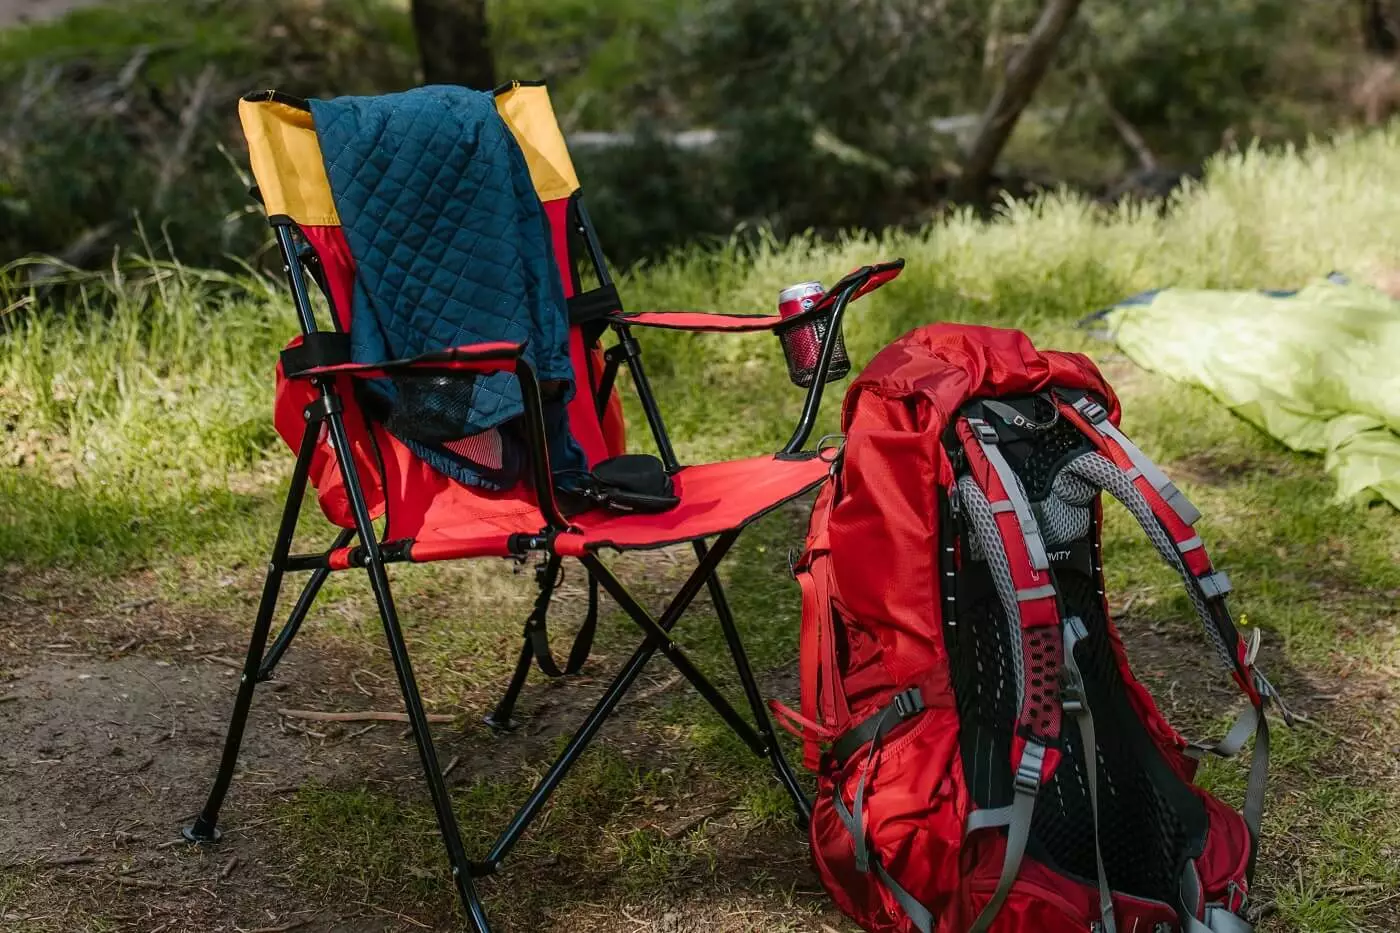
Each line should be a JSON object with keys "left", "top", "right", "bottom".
{"left": 1055, "top": 392, "right": 1291, "bottom": 882}
{"left": 952, "top": 416, "right": 1067, "bottom": 932}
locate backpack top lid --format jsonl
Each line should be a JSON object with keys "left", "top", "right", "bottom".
{"left": 826, "top": 323, "right": 1119, "bottom": 685}
{"left": 844, "top": 323, "right": 1119, "bottom": 445}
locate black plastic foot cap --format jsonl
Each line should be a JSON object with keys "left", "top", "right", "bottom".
{"left": 182, "top": 823, "right": 223, "bottom": 845}
{"left": 483, "top": 712, "right": 520, "bottom": 735}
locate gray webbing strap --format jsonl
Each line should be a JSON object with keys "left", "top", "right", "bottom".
{"left": 1185, "top": 705, "right": 1259, "bottom": 761}
{"left": 966, "top": 418, "right": 1050, "bottom": 570}
{"left": 1072, "top": 397, "right": 1202, "bottom": 526}
{"left": 875, "top": 860, "right": 933, "bottom": 933}
{"left": 1181, "top": 860, "right": 1255, "bottom": 932}
{"left": 966, "top": 741, "right": 1045, "bottom": 933}
{"left": 1063, "top": 617, "right": 1117, "bottom": 933}
{"left": 1205, "top": 906, "right": 1255, "bottom": 933}
{"left": 831, "top": 709, "right": 935, "bottom": 932}
{"left": 1183, "top": 695, "right": 1270, "bottom": 866}
{"left": 1243, "top": 709, "right": 1270, "bottom": 849}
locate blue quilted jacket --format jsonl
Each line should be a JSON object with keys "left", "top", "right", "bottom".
{"left": 309, "top": 86, "right": 586, "bottom": 489}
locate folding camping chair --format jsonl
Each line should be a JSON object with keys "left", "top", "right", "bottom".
{"left": 182, "top": 82, "right": 903, "bottom": 931}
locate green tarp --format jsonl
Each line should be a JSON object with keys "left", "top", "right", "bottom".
{"left": 1102, "top": 278, "right": 1400, "bottom": 509}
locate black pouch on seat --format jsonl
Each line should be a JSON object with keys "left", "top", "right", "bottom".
{"left": 587, "top": 454, "right": 679, "bottom": 513}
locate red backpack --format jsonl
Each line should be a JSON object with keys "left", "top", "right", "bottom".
{"left": 776, "top": 324, "right": 1290, "bottom": 933}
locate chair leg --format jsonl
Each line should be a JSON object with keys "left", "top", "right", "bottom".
{"left": 363, "top": 552, "right": 492, "bottom": 932}
{"left": 319, "top": 410, "right": 492, "bottom": 932}
{"left": 478, "top": 536, "right": 731, "bottom": 872}
{"left": 696, "top": 539, "right": 813, "bottom": 827}
{"left": 483, "top": 639, "right": 533, "bottom": 733}
{"left": 185, "top": 421, "right": 320, "bottom": 844}
{"left": 258, "top": 526, "right": 356, "bottom": 682}
{"left": 583, "top": 551, "right": 770, "bottom": 757}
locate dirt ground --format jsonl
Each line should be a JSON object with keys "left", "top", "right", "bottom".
{"left": 0, "top": 568, "right": 834, "bottom": 933}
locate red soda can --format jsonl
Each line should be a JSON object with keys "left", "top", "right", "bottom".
{"left": 778, "top": 280, "right": 825, "bottom": 320}
{"left": 774, "top": 279, "right": 850, "bottom": 388}
{"left": 778, "top": 281, "right": 825, "bottom": 373}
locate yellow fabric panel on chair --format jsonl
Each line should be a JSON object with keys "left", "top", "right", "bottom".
{"left": 495, "top": 84, "right": 580, "bottom": 202}
{"left": 238, "top": 96, "right": 340, "bottom": 226}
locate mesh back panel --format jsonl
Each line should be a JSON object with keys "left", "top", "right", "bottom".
{"left": 1029, "top": 569, "right": 1207, "bottom": 902}
{"left": 1008, "top": 415, "right": 1093, "bottom": 500}
{"left": 945, "top": 567, "right": 1018, "bottom": 810}
{"left": 945, "top": 407, "right": 1210, "bottom": 904}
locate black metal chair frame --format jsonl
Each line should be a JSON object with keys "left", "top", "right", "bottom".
{"left": 182, "top": 198, "right": 862, "bottom": 932}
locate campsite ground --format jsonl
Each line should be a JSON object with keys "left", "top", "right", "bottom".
{"left": 5, "top": 106, "right": 1400, "bottom": 933}
{"left": 2, "top": 428, "right": 1398, "bottom": 932}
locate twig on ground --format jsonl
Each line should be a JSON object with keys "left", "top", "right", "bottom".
{"left": 442, "top": 755, "right": 461, "bottom": 779}
{"left": 620, "top": 673, "right": 682, "bottom": 708}
{"left": 0, "top": 854, "right": 95, "bottom": 869}
{"left": 280, "top": 719, "right": 327, "bottom": 740}
{"left": 245, "top": 922, "right": 307, "bottom": 933}
{"left": 278, "top": 709, "right": 452, "bottom": 724}
{"left": 355, "top": 903, "right": 431, "bottom": 928}
{"left": 116, "top": 597, "right": 157, "bottom": 613}
{"left": 0, "top": 694, "right": 18, "bottom": 704}
{"left": 1289, "top": 710, "right": 1359, "bottom": 746}
{"left": 219, "top": 855, "right": 239, "bottom": 879}
{"left": 199, "top": 654, "right": 244, "bottom": 670}
{"left": 661, "top": 803, "right": 731, "bottom": 840}
{"left": 350, "top": 669, "right": 374, "bottom": 697}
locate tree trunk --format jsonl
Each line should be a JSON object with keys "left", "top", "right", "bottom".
{"left": 951, "top": 0, "right": 1084, "bottom": 203}
{"left": 1362, "top": 0, "right": 1400, "bottom": 56}
{"left": 410, "top": 0, "right": 496, "bottom": 90}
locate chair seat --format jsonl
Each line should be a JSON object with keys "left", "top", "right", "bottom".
{"left": 397, "top": 450, "right": 830, "bottom": 563}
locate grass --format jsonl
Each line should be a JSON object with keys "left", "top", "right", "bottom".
{"left": 4, "top": 129, "right": 1400, "bottom": 929}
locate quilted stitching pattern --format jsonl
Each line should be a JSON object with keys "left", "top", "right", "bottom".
{"left": 308, "top": 86, "right": 584, "bottom": 487}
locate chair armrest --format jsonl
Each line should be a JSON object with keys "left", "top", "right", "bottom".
{"left": 281, "top": 340, "right": 526, "bottom": 380}
{"left": 610, "top": 310, "right": 785, "bottom": 333}
{"left": 608, "top": 259, "right": 904, "bottom": 334}
{"left": 283, "top": 338, "right": 569, "bottom": 531}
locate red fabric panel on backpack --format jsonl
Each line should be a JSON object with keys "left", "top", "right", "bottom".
{"left": 1195, "top": 792, "right": 1253, "bottom": 905}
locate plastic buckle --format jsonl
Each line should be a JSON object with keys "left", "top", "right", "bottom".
{"left": 892, "top": 687, "right": 925, "bottom": 719}
{"left": 1064, "top": 675, "right": 1086, "bottom": 711}
{"left": 1073, "top": 398, "right": 1109, "bottom": 424}
{"left": 1196, "top": 570, "right": 1233, "bottom": 600}
{"left": 1014, "top": 742, "right": 1045, "bottom": 794}
{"left": 969, "top": 419, "right": 1000, "bottom": 445}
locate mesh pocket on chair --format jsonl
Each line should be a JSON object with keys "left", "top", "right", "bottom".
{"left": 384, "top": 373, "right": 478, "bottom": 446}
{"left": 774, "top": 312, "right": 851, "bottom": 388}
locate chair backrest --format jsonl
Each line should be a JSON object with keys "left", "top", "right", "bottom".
{"left": 238, "top": 83, "right": 624, "bottom": 467}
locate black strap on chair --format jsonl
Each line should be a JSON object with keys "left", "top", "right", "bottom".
{"left": 525, "top": 556, "right": 598, "bottom": 678}
{"left": 567, "top": 284, "right": 621, "bottom": 324}
{"left": 279, "top": 332, "right": 352, "bottom": 376}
